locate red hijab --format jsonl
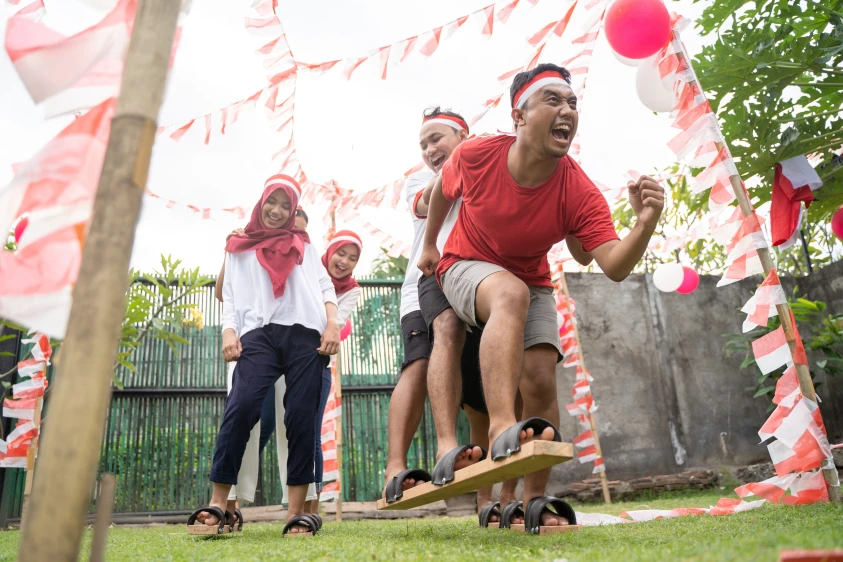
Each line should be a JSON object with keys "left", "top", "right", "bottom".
{"left": 321, "top": 230, "right": 362, "bottom": 295}
{"left": 225, "top": 174, "right": 310, "bottom": 298}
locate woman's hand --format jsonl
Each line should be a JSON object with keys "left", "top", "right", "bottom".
{"left": 222, "top": 329, "right": 242, "bottom": 362}
{"left": 318, "top": 319, "right": 341, "bottom": 355}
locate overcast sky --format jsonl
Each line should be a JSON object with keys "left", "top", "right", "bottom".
{"left": 0, "top": 0, "right": 710, "bottom": 275}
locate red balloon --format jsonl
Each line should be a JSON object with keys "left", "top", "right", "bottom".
{"left": 832, "top": 207, "right": 843, "bottom": 240}
{"left": 13, "top": 216, "right": 28, "bottom": 243}
{"left": 676, "top": 266, "right": 700, "bottom": 295}
{"left": 340, "top": 318, "right": 352, "bottom": 341}
{"left": 605, "top": 0, "right": 671, "bottom": 60}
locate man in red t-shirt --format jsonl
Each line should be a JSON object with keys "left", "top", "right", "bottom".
{"left": 418, "top": 63, "right": 664, "bottom": 527}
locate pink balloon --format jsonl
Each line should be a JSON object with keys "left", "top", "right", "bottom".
{"left": 340, "top": 318, "right": 352, "bottom": 341}
{"left": 676, "top": 266, "right": 700, "bottom": 294}
{"left": 13, "top": 217, "right": 28, "bottom": 243}
{"left": 605, "top": 0, "right": 671, "bottom": 60}
{"left": 832, "top": 207, "right": 843, "bottom": 240}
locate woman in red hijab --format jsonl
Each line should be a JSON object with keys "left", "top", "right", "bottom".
{"left": 304, "top": 230, "right": 364, "bottom": 514}
{"left": 189, "top": 174, "right": 338, "bottom": 538}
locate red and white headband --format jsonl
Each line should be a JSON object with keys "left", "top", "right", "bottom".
{"left": 264, "top": 174, "right": 302, "bottom": 202}
{"left": 512, "top": 70, "right": 570, "bottom": 109}
{"left": 330, "top": 230, "right": 363, "bottom": 252}
{"left": 422, "top": 114, "right": 468, "bottom": 133}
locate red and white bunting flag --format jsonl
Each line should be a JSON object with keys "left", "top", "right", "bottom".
{"left": 725, "top": 213, "right": 767, "bottom": 261}
{"left": 553, "top": 0, "right": 578, "bottom": 36}
{"left": 741, "top": 269, "right": 787, "bottom": 332}
{"left": 571, "top": 378, "right": 590, "bottom": 397}
{"left": 767, "top": 435, "right": 826, "bottom": 477}
{"left": 12, "top": 0, "right": 46, "bottom": 22}
{"left": 780, "top": 470, "right": 828, "bottom": 505}
{"left": 566, "top": 394, "right": 595, "bottom": 416}
{"left": 244, "top": 15, "right": 282, "bottom": 36}
{"left": 12, "top": 378, "right": 46, "bottom": 400}
{"left": 562, "top": 338, "right": 578, "bottom": 357}
{"left": 717, "top": 249, "right": 763, "bottom": 287}
{"left": 735, "top": 473, "right": 799, "bottom": 503}
{"left": 575, "top": 366, "right": 593, "bottom": 382}
{"left": 773, "top": 398, "right": 829, "bottom": 452}
{"left": 0, "top": 97, "right": 115, "bottom": 248}
{"left": 577, "top": 445, "right": 599, "bottom": 463}
{"left": 16, "top": 358, "right": 46, "bottom": 379}
{"left": 343, "top": 57, "right": 368, "bottom": 80}
{"left": 497, "top": 0, "right": 520, "bottom": 23}
{"left": 418, "top": 27, "right": 443, "bottom": 56}
{"left": 480, "top": 5, "right": 495, "bottom": 36}
{"left": 0, "top": 439, "right": 29, "bottom": 469}
{"left": 376, "top": 45, "right": 391, "bottom": 80}
{"left": 771, "top": 155, "right": 822, "bottom": 247}
{"left": 5, "top": 0, "right": 134, "bottom": 116}
{"left": 22, "top": 333, "right": 51, "bottom": 362}
{"left": 773, "top": 365, "right": 799, "bottom": 406}
{"left": 562, "top": 352, "right": 580, "bottom": 368}
{"left": 751, "top": 326, "right": 791, "bottom": 375}
{"left": 707, "top": 498, "right": 766, "bottom": 516}
{"left": 574, "top": 430, "right": 595, "bottom": 448}
{"left": 3, "top": 397, "right": 36, "bottom": 420}
{"left": 592, "top": 456, "right": 605, "bottom": 474}
{"left": 6, "top": 420, "right": 38, "bottom": 448}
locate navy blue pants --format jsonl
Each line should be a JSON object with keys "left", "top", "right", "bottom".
{"left": 314, "top": 365, "right": 332, "bottom": 490}
{"left": 210, "top": 323, "right": 328, "bottom": 487}
{"left": 258, "top": 390, "right": 275, "bottom": 455}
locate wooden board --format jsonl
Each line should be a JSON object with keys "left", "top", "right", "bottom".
{"left": 284, "top": 532, "right": 314, "bottom": 538}
{"left": 509, "top": 524, "right": 580, "bottom": 535}
{"left": 377, "top": 441, "right": 573, "bottom": 511}
{"left": 187, "top": 525, "right": 231, "bottom": 535}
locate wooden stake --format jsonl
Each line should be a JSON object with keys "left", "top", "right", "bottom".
{"left": 89, "top": 474, "right": 116, "bottom": 562}
{"left": 19, "top": 396, "right": 43, "bottom": 525}
{"left": 557, "top": 273, "right": 612, "bottom": 504}
{"left": 675, "top": 40, "right": 840, "bottom": 502}
{"left": 18, "top": 2, "right": 181, "bottom": 559}
{"left": 334, "top": 356, "right": 343, "bottom": 523}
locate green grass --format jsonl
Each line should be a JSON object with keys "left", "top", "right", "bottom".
{"left": 1, "top": 490, "right": 841, "bottom": 561}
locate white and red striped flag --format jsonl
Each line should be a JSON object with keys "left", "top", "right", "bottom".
{"left": 717, "top": 249, "right": 764, "bottom": 287}
{"left": 577, "top": 445, "right": 599, "bottom": 463}
{"left": 735, "top": 473, "right": 799, "bottom": 503}
{"left": 592, "top": 456, "right": 605, "bottom": 474}
{"left": 771, "top": 155, "right": 822, "bottom": 247}
{"left": 751, "top": 326, "right": 792, "bottom": 375}
{"left": 12, "top": 378, "right": 46, "bottom": 400}
{"left": 319, "top": 362, "right": 342, "bottom": 502}
{"left": 22, "top": 333, "right": 51, "bottom": 362}
{"left": 574, "top": 430, "right": 595, "bottom": 449}
{"left": 3, "top": 397, "right": 37, "bottom": 420}
{"left": 16, "top": 358, "right": 46, "bottom": 379}
{"left": 780, "top": 469, "right": 828, "bottom": 505}
{"left": 741, "top": 269, "right": 787, "bottom": 332}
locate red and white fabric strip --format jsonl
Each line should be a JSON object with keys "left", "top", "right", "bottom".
{"left": 751, "top": 326, "right": 792, "bottom": 375}
{"left": 16, "top": 358, "right": 46, "bottom": 379}
{"left": 577, "top": 445, "right": 599, "bottom": 463}
{"left": 422, "top": 115, "right": 468, "bottom": 132}
{"left": 3, "top": 397, "right": 37, "bottom": 420}
{"left": 513, "top": 71, "right": 570, "bottom": 109}
{"left": 12, "top": 378, "right": 46, "bottom": 400}
{"left": 717, "top": 249, "right": 763, "bottom": 287}
{"left": 592, "top": 457, "right": 605, "bottom": 474}
{"left": 22, "top": 333, "right": 51, "bottom": 362}
{"left": 574, "top": 430, "right": 595, "bottom": 448}
{"left": 741, "top": 268, "right": 787, "bottom": 332}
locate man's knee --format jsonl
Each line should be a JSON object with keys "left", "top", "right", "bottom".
{"left": 520, "top": 349, "right": 558, "bottom": 404}
{"left": 488, "top": 281, "right": 530, "bottom": 319}
{"left": 432, "top": 309, "right": 465, "bottom": 347}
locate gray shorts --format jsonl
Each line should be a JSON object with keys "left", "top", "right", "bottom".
{"left": 440, "top": 260, "right": 562, "bottom": 360}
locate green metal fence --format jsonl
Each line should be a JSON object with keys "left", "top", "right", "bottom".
{"left": 0, "top": 277, "right": 468, "bottom": 520}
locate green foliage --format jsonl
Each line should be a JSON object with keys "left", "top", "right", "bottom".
{"left": 694, "top": 0, "right": 843, "bottom": 218}
{"left": 369, "top": 246, "right": 408, "bottom": 279}
{"left": 115, "top": 255, "right": 214, "bottom": 387}
{"left": 722, "top": 286, "right": 843, "bottom": 407}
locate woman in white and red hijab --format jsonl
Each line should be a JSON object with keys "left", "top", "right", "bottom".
{"left": 189, "top": 174, "right": 339, "bottom": 538}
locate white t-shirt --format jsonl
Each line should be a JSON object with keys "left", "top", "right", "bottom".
{"left": 336, "top": 286, "right": 362, "bottom": 326}
{"left": 221, "top": 244, "right": 338, "bottom": 338}
{"left": 400, "top": 168, "right": 461, "bottom": 320}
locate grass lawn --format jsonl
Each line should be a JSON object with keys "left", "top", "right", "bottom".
{"left": 1, "top": 490, "right": 841, "bottom": 561}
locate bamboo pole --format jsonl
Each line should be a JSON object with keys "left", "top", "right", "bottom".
{"left": 557, "top": 273, "right": 612, "bottom": 504}
{"left": 675, "top": 41, "right": 841, "bottom": 502}
{"left": 330, "top": 207, "right": 344, "bottom": 522}
{"left": 89, "top": 474, "right": 116, "bottom": 562}
{"left": 19, "top": 396, "right": 43, "bottom": 524}
{"left": 18, "top": 2, "right": 181, "bottom": 559}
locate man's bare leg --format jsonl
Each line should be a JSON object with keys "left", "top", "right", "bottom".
{"left": 384, "top": 357, "right": 428, "bottom": 494}
{"left": 512, "top": 344, "right": 564, "bottom": 526}
{"left": 464, "top": 405, "right": 493, "bottom": 511}
{"left": 430, "top": 309, "right": 483, "bottom": 468}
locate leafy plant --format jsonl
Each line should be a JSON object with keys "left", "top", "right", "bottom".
{"left": 722, "top": 286, "right": 843, "bottom": 409}
{"left": 369, "top": 246, "right": 408, "bottom": 279}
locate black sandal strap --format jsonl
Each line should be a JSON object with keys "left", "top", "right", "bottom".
{"left": 283, "top": 514, "right": 318, "bottom": 536}
{"left": 499, "top": 501, "right": 523, "bottom": 529}
{"left": 311, "top": 513, "right": 323, "bottom": 530}
{"left": 432, "top": 444, "right": 487, "bottom": 486}
{"left": 478, "top": 501, "right": 501, "bottom": 527}
{"left": 524, "top": 496, "right": 576, "bottom": 533}
{"left": 385, "top": 468, "right": 432, "bottom": 503}
{"left": 233, "top": 508, "right": 244, "bottom": 532}
{"left": 186, "top": 506, "right": 227, "bottom": 534}
{"left": 490, "top": 417, "right": 562, "bottom": 461}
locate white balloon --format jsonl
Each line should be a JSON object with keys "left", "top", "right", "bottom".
{"left": 636, "top": 55, "right": 675, "bottom": 113}
{"left": 653, "top": 263, "right": 685, "bottom": 292}
{"left": 612, "top": 49, "right": 644, "bottom": 67}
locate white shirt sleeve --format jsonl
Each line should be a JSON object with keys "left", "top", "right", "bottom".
{"left": 313, "top": 245, "right": 338, "bottom": 306}
{"left": 221, "top": 252, "right": 238, "bottom": 334}
{"left": 404, "top": 173, "right": 430, "bottom": 219}
{"left": 336, "top": 286, "right": 362, "bottom": 325}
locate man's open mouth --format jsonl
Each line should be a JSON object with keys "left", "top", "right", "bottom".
{"left": 552, "top": 122, "right": 572, "bottom": 142}
{"left": 431, "top": 154, "right": 446, "bottom": 168}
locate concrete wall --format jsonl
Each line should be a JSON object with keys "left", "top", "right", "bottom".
{"left": 547, "top": 260, "right": 843, "bottom": 488}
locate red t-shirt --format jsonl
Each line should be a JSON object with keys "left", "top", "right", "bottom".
{"left": 438, "top": 135, "right": 619, "bottom": 287}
